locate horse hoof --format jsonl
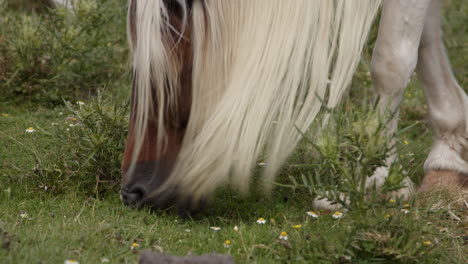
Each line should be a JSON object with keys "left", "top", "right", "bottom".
{"left": 312, "top": 193, "right": 347, "bottom": 211}
{"left": 418, "top": 170, "right": 468, "bottom": 192}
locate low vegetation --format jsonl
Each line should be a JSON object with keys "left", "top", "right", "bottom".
{"left": 0, "top": 0, "right": 466, "bottom": 263}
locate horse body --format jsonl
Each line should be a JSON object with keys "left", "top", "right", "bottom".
{"left": 121, "top": 0, "right": 468, "bottom": 212}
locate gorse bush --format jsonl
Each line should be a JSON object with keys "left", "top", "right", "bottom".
{"left": 283, "top": 102, "right": 411, "bottom": 212}
{"left": 0, "top": 0, "right": 129, "bottom": 104}
{"left": 17, "top": 95, "right": 129, "bottom": 196}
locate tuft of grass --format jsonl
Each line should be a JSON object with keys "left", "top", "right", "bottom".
{"left": 1, "top": 94, "right": 129, "bottom": 197}
{"left": 281, "top": 102, "right": 409, "bottom": 212}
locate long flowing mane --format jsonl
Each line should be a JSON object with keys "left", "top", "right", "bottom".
{"left": 128, "top": 0, "right": 382, "bottom": 202}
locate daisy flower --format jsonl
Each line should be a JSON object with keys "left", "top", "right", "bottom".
{"left": 401, "top": 208, "right": 410, "bottom": 214}
{"left": 233, "top": 226, "right": 239, "bottom": 231}
{"left": 258, "top": 162, "right": 267, "bottom": 167}
{"left": 306, "top": 211, "right": 319, "bottom": 218}
{"left": 293, "top": 224, "right": 302, "bottom": 229}
{"left": 25, "top": 127, "right": 36, "bottom": 133}
{"left": 223, "top": 240, "right": 232, "bottom": 248}
{"left": 101, "top": 258, "right": 110, "bottom": 263}
{"left": 77, "top": 101, "right": 85, "bottom": 105}
{"left": 279, "top": 231, "right": 288, "bottom": 241}
{"left": 130, "top": 242, "right": 140, "bottom": 250}
{"left": 210, "top": 226, "right": 221, "bottom": 231}
{"left": 332, "top": 211, "right": 344, "bottom": 219}
{"left": 64, "top": 260, "right": 79, "bottom": 264}
{"left": 256, "top": 218, "right": 266, "bottom": 224}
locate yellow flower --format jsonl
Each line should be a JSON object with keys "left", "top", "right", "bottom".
{"left": 20, "top": 213, "right": 29, "bottom": 219}
{"left": 210, "top": 226, "right": 221, "bottom": 231}
{"left": 403, "top": 204, "right": 410, "bottom": 208}
{"left": 223, "top": 240, "right": 232, "bottom": 248}
{"left": 25, "top": 127, "right": 36, "bottom": 133}
{"left": 389, "top": 199, "right": 395, "bottom": 204}
{"left": 384, "top": 214, "right": 391, "bottom": 219}
{"left": 1, "top": 113, "right": 9, "bottom": 117}
{"left": 77, "top": 101, "right": 85, "bottom": 105}
{"left": 423, "top": 240, "right": 432, "bottom": 246}
{"left": 306, "top": 211, "right": 319, "bottom": 218}
{"left": 130, "top": 242, "right": 140, "bottom": 250}
{"left": 404, "top": 140, "right": 409, "bottom": 145}
{"left": 256, "top": 218, "right": 266, "bottom": 224}
{"left": 279, "top": 231, "right": 288, "bottom": 240}
{"left": 293, "top": 224, "right": 302, "bottom": 229}
{"left": 332, "top": 211, "right": 343, "bottom": 219}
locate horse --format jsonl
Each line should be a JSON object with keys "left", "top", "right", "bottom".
{"left": 120, "top": 0, "right": 468, "bottom": 213}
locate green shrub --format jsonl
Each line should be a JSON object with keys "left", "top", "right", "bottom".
{"left": 282, "top": 102, "right": 413, "bottom": 212}
{"left": 0, "top": 0, "right": 129, "bottom": 105}
{"left": 13, "top": 94, "right": 129, "bottom": 196}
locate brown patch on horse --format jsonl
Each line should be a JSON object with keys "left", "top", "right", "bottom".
{"left": 122, "top": 0, "right": 193, "bottom": 176}
{"left": 419, "top": 170, "right": 468, "bottom": 192}
{"left": 121, "top": 1, "right": 196, "bottom": 212}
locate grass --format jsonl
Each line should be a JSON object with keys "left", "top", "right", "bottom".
{"left": 0, "top": 0, "right": 467, "bottom": 263}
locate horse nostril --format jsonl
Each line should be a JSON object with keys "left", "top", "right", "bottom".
{"left": 121, "top": 186, "right": 145, "bottom": 207}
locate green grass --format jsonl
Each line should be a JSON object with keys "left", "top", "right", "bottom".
{"left": 0, "top": 0, "right": 467, "bottom": 263}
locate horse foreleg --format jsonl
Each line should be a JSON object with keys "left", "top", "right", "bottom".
{"left": 366, "top": 0, "right": 431, "bottom": 198}
{"left": 313, "top": 0, "right": 431, "bottom": 210}
{"left": 417, "top": 0, "right": 468, "bottom": 192}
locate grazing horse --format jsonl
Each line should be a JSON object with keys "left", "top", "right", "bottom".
{"left": 121, "top": 0, "right": 468, "bottom": 213}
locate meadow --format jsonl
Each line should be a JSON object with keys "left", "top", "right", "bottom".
{"left": 0, "top": 0, "right": 467, "bottom": 263}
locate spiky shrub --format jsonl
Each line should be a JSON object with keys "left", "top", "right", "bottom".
{"left": 283, "top": 102, "right": 410, "bottom": 212}
{"left": 0, "top": 0, "right": 128, "bottom": 104}
{"left": 23, "top": 95, "right": 129, "bottom": 196}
